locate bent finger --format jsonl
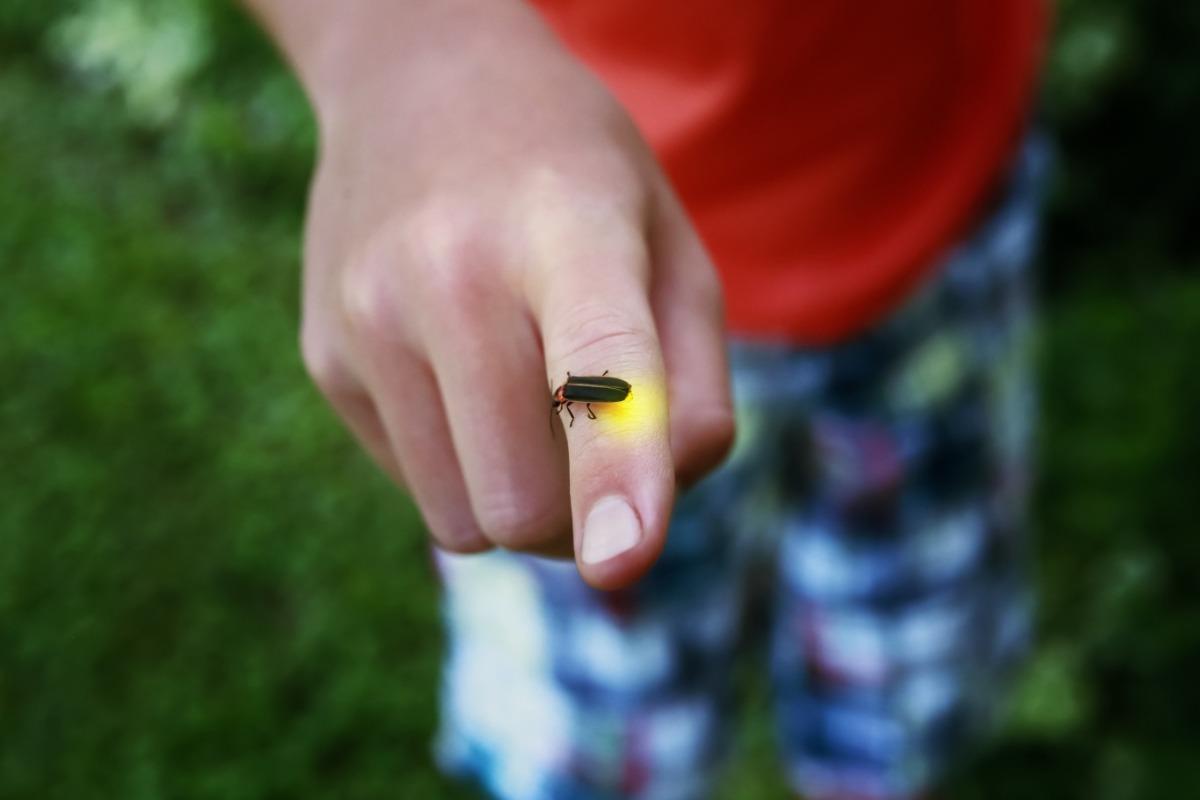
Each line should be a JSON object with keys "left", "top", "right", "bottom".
{"left": 420, "top": 283, "right": 572, "bottom": 555}
{"left": 531, "top": 221, "right": 673, "bottom": 589}
{"left": 356, "top": 338, "right": 492, "bottom": 554}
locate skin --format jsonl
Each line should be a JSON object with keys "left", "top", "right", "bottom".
{"left": 243, "top": 0, "right": 734, "bottom": 589}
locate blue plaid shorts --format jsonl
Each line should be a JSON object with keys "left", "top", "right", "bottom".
{"left": 431, "top": 135, "right": 1050, "bottom": 800}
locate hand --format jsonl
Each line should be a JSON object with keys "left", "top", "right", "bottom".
{"left": 272, "top": 1, "right": 734, "bottom": 588}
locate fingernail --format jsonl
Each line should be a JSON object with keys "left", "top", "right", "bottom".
{"left": 582, "top": 495, "right": 642, "bottom": 564}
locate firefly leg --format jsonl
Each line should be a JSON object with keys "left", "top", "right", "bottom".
{"left": 587, "top": 404, "right": 596, "bottom": 420}
{"left": 566, "top": 404, "right": 575, "bottom": 427}
{"left": 601, "top": 370, "right": 609, "bottom": 376}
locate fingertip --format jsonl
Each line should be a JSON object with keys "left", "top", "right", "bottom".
{"left": 428, "top": 520, "right": 493, "bottom": 555}
{"left": 580, "top": 495, "right": 641, "bottom": 565}
{"left": 575, "top": 488, "right": 671, "bottom": 590}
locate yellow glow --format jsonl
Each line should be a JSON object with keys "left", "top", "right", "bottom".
{"left": 592, "top": 376, "right": 668, "bottom": 441}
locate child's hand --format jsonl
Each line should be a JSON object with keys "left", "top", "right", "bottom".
{"left": 265, "top": 0, "right": 733, "bottom": 588}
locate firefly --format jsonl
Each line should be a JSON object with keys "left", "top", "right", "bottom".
{"left": 550, "top": 371, "right": 632, "bottom": 430}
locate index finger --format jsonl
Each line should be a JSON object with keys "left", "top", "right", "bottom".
{"left": 533, "top": 225, "right": 673, "bottom": 590}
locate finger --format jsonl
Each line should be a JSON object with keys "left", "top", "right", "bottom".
{"left": 325, "top": 385, "right": 408, "bottom": 485}
{"left": 648, "top": 187, "right": 735, "bottom": 488}
{"left": 419, "top": 278, "right": 572, "bottom": 555}
{"left": 299, "top": 182, "right": 415, "bottom": 485}
{"left": 530, "top": 216, "right": 673, "bottom": 590}
{"left": 298, "top": 325, "right": 411, "bottom": 485}
{"left": 355, "top": 337, "right": 493, "bottom": 554}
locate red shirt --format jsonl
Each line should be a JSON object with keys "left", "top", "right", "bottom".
{"left": 530, "top": 0, "right": 1047, "bottom": 342}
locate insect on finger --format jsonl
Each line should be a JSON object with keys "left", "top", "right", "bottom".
{"left": 550, "top": 370, "right": 632, "bottom": 435}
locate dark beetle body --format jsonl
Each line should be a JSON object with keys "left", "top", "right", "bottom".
{"left": 551, "top": 372, "right": 631, "bottom": 428}
{"left": 556, "top": 374, "right": 631, "bottom": 404}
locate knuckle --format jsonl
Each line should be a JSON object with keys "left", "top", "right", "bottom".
{"left": 299, "top": 327, "right": 351, "bottom": 394}
{"left": 421, "top": 502, "right": 493, "bottom": 554}
{"left": 551, "top": 303, "right": 656, "bottom": 367}
{"left": 429, "top": 524, "right": 493, "bottom": 555}
{"left": 518, "top": 161, "right": 646, "bottom": 224}
{"left": 397, "top": 204, "right": 496, "bottom": 332}
{"left": 339, "top": 253, "right": 396, "bottom": 336}
{"left": 340, "top": 210, "right": 458, "bottom": 338}
{"left": 473, "top": 493, "right": 560, "bottom": 550}
{"left": 420, "top": 258, "right": 490, "bottom": 319}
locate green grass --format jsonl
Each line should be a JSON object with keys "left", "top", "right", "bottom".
{"left": 0, "top": 48, "right": 473, "bottom": 800}
{"left": 3, "top": 3, "right": 1199, "bottom": 798}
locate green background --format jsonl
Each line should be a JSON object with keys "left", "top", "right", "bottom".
{"left": 2, "top": 1, "right": 1198, "bottom": 797}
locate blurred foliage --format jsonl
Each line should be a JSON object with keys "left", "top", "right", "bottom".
{"left": 1042, "top": 0, "right": 1200, "bottom": 287}
{"left": 1, "top": 1, "right": 1198, "bottom": 798}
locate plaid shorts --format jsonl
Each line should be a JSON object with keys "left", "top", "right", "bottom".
{"left": 431, "top": 135, "right": 1049, "bottom": 800}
